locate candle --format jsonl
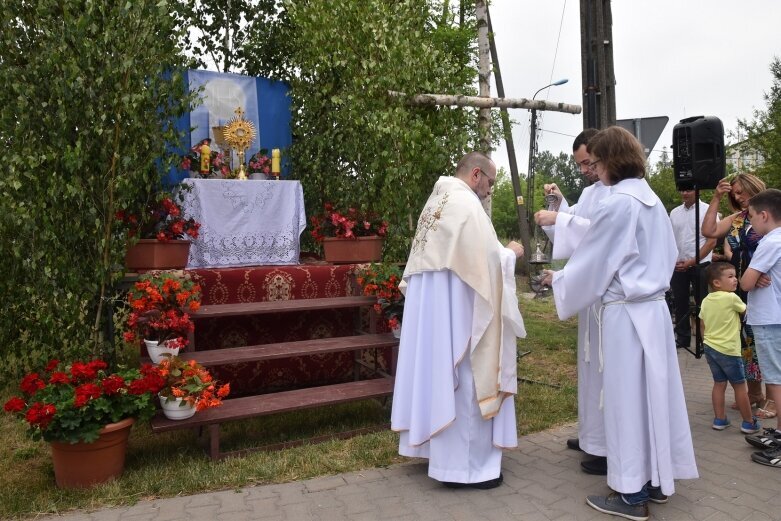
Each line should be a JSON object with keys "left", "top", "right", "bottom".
{"left": 272, "top": 148, "right": 281, "bottom": 174}
{"left": 200, "top": 140, "right": 211, "bottom": 175}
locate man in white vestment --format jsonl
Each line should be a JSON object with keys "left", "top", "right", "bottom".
{"left": 669, "top": 188, "right": 716, "bottom": 349}
{"left": 390, "top": 151, "right": 526, "bottom": 489}
{"left": 542, "top": 127, "right": 698, "bottom": 521}
{"left": 535, "top": 129, "right": 611, "bottom": 476}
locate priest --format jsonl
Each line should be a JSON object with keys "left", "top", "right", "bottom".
{"left": 390, "top": 151, "right": 526, "bottom": 489}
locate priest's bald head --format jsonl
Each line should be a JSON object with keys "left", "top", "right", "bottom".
{"left": 455, "top": 151, "right": 496, "bottom": 201}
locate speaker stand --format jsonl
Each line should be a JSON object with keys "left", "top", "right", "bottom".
{"left": 679, "top": 185, "right": 704, "bottom": 359}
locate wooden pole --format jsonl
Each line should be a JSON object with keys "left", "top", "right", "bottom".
{"left": 486, "top": 7, "right": 531, "bottom": 273}
{"left": 580, "top": 0, "right": 616, "bottom": 128}
{"left": 476, "top": 0, "right": 492, "bottom": 153}
{"left": 389, "top": 91, "right": 582, "bottom": 114}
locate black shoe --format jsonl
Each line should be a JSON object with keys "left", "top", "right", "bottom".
{"left": 443, "top": 473, "right": 503, "bottom": 489}
{"left": 745, "top": 428, "right": 781, "bottom": 450}
{"left": 586, "top": 492, "right": 649, "bottom": 521}
{"left": 647, "top": 486, "right": 668, "bottom": 504}
{"left": 580, "top": 456, "right": 608, "bottom": 475}
{"left": 566, "top": 438, "right": 583, "bottom": 451}
{"left": 751, "top": 446, "right": 781, "bottom": 468}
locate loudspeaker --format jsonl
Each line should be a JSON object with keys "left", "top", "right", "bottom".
{"left": 672, "top": 116, "right": 725, "bottom": 190}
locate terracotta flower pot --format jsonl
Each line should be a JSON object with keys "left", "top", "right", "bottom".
{"left": 125, "top": 239, "right": 191, "bottom": 271}
{"left": 322, "top": 236, "right": 384, "bottom": 264}
{"left": 50, "top": 417, "right": 135, "bottom": 489}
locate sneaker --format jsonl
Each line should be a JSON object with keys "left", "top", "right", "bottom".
{"left": 648, "top": 486, "right": 668, "bottom": 504}
{"left": 712, "top": 417, "right": 730, "bottom": 430}
{"left": 740, "top": 417, "right": 761, "bottom": 434}
{"left": 586, "top": 493, "right": 649, "bottom": 521}
{"left": 751, "top": 445, "right": 781, "bottom": 468}
{"left": 745, "top": 428, "right": 781, "bottom": 450}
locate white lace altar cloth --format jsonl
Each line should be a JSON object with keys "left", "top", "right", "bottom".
{"left": 179, "top": 179, "right": 306, "bottom": 268}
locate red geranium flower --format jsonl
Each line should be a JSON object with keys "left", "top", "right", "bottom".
{"left": 3, "top": 359, "right": 164, "bottom": 444}
{"left": 309, "top": 204, "right": 388, "bottom": 243}
{"left": 117, "top": 193, "right": 200, "bottom": 243}
{"left": 3, "top": 397, "right": 26, "bottom": 413}
{"left": 20, "top": 374, "right": 45, "bottom": 395}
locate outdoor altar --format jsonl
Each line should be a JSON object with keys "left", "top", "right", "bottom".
{"left": 178, "top": 178, "right": 306, "bottom": 268}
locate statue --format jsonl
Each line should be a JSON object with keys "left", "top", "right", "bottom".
{"left": 199, "top": 138, "right": 212, "bottom": 176}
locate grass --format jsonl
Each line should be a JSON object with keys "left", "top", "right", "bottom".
{"left": 0, "top": 278, "right": 577, "bottom": 519}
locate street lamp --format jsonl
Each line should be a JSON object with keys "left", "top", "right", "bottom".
{"left": 527, "top": 78, "right": 568, "bottom": 266}
{"left": 526, "top": 78, "right": 569, "bottom": 225}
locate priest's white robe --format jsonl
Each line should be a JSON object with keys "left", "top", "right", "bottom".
{"left": 551, "top": 178, "right": 698, "bottom": 496}
{"left": 391, "top": 176, "right": 525, "bottom": 484}
{"left": 541, "top": 181, "right": 611, "bottom": 457}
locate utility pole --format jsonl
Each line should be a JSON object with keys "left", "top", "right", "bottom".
{"left": 580, "top": 0, "right": 616, "bottom": 129}
{"left": 527, "top": 108, "right": 538, "bottom": 225}
{"left": 487, "top": 8, "right": 532, "bottom": 272}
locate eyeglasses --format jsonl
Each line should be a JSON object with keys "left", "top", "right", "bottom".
{"left": 587, "top": 159, "right": 602, "bottom": 171}
{"left": 478, "top": 169, "right": 495, "bottom": 187}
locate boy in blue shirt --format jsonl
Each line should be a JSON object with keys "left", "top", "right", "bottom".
{"left": 740, "top": 188, "right": 781, "bottom": 467}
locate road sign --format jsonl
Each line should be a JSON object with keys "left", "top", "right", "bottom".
{"left": 616, "top": 116, "right": 669, "bottom": 157}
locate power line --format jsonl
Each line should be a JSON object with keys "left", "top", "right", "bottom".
{"left": 546, "top": 0, "right": 568, "bottom": 95}
{"left": 535, "top": 127, "right": 672, "bottom": 156}
{"left": 537, "top": 127, "right": 577, "bottom": 139}
{"left": 537, "top": 1, "right": 569, "bottom": 135}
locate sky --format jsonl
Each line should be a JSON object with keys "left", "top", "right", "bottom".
{"left": 487, "top": 0, "right": 781, "bottom": 175}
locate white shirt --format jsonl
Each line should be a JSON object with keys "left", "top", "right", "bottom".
{"left": 746, "top": 227, "right": 781, "bottom": 325}
{"left": 669, "top": 200, "right": 713, "bottom": 263}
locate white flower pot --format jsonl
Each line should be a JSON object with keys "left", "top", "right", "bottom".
{"left": 159, "top": 394, "right": 197, "bottom": 420}
{"left": 144, "top": 339, "right": 180, "bottom": 364}
{"left": 391, "top": 323, "right": 401, "bottom": 339}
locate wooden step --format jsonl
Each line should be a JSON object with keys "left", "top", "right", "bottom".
{"left": 191, "top": 296, "right": 376, "bottom": 319}
{"left": 178, "top": 333, "right": 397, "bottom": 367}
{"left": 151, "top": 378, "right": 394, "bottom": 433}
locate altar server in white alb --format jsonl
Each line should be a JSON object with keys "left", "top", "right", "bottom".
{"left": 391, "top": 151, "right": 526, "bottom": 489}
{"left": 542, "top": 127, "right": 698, "bottom": 521}
{"left": 535, "top": 128, "right": 612, "bottom": 476}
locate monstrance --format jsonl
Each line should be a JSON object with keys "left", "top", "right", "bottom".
{"left": 222, "top": 107, "right": 257, "bottom": 180}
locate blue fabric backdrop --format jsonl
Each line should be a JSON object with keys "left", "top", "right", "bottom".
{"left": 166, "top": 70, "right": 292, "bottom": 185}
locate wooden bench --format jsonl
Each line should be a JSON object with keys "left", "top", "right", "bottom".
{"left": 191, "top": 296, "right": 377, "bottom": 318}
{"left": 186, "top": 296, "right": 379, "bottom": 350}
{"left": 151, "top": 295, "right": 398, "bottom": 459}
{"left": 151, "top": 378, "right": 394, "bottom": 460}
